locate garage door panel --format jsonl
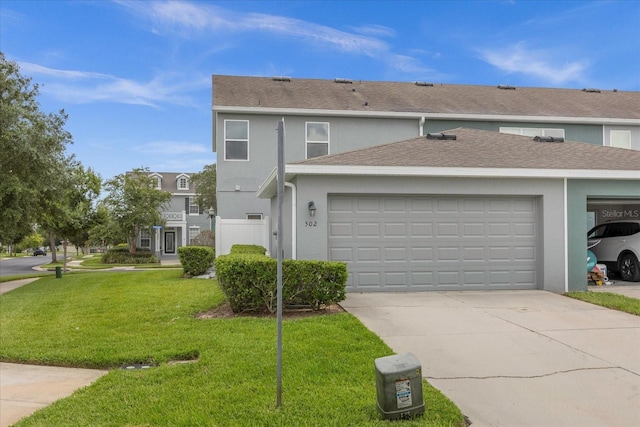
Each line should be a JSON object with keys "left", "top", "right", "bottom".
{"left": 329, "top": 195, "right": 538, "bottom": 291}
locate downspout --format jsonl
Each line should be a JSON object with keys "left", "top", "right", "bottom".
{"left": 419, "top": 116, "right": 426, "bottom": 136}
{"left": 564, "top": 178, "right": 569, "bottom": 292}
{"left": 285, "top": 182, "right": 297, "bottom": 259}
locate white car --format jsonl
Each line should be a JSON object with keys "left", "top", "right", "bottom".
{"left": 588, "top": 220, "right": 640, "bottom": 282}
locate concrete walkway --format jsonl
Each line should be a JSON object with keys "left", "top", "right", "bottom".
{"left": 0, "top": 363, "right": 107, "bottom": 427}
{"left": 341, "top": 290, "right": 640, "bottom": 427}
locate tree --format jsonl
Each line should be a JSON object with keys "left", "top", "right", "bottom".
{"left": 0, "top": 52, "right": 74, "bottom": 248}
{"left": 190, "top": 163, "right": 217, "bottom": 213}
{"left": 103, "top": 168, "right": 172, "bottom": 253}
{"left": 40, "top": 164, "right": 103, "bottom": 259}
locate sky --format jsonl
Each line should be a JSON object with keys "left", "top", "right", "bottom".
{"left": 1, "top": 0, "right": 639, "bottom": 181}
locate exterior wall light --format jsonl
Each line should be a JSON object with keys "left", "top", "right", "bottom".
{"left": 308, "top": 201, "right": 317, "bottom": 217}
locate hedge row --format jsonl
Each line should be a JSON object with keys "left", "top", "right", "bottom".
{"left": 215, "top": 252, "right": 347, "bottom": 313}
{"left": 229, "top": 244, "right": 266, "bottom": 255}
{"left": 101, "top": 248, "right": 156, "bottom": 264}
{"left": 178, "top": 246, "right": 215, "bottom": 277}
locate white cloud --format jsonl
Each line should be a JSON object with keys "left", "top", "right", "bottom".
{"left": 349, "top": 24, "right": 396, "bottom": 38}
{"left": 116, "top": 0, "right": 422, "bottom": 72}
{"left": 18, "top": 61, "right": 209, "bottom": 107}
{"left": 480, "top": 42, "right": 587, "bottom": 85}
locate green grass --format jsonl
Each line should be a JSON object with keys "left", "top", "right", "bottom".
{"left": 0, "top": 271, "right": 464, "bottom": 426}
{"left": 0, "top": 272, "right": 52, "bottom": 283}
{"left": 37, "top": 254, "right": 175, "bottom": 270}
{"left": 565, "top": 291, "right": 640, "bottom": 315}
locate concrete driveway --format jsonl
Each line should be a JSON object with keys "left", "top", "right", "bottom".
{"left": 341, "top": 290, "right": 640, "bottom": 427}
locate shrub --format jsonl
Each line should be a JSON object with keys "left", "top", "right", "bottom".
{"left": 101, "top": 248, "right": 156, "bottom": 264}
{"left": 215, "top": 254, "right": 347, "bottom": 313}
{"left": 230, "top": 244, "right": 266, "bottom": 255}
{"left": 178, "top": 246, "right": 215, "bottom": 277}
{"left": 191, "top": 230, "right": 215, "bottom": 247}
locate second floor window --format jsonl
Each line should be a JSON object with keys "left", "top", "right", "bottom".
{"left": 188, "top": 197, "right": 200, "bottom": 215}
{"left": 178, "top": 177, "right": 189, "bottom": 190}
{"left": 499, "top": 127, "right": 565, "bottom": 138}
{"left": 610, "top": 130, "right": 631, "bottom": 149}
{"left": 306, "top": 122, "right": 329, "bottom": 158}
{"left": 224, "top": 120, "right": 249, "bottom": 161}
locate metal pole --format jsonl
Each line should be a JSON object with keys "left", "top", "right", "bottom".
{"left": 276, "top": 118, "right": 285, "bottom": 408}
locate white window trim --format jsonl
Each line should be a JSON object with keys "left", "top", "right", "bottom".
{"left": 609, "top": 130, "right": 631, "bottom": 149}
{"left": 224, "top": 119, "right": 250, "bottom": 161}
{"left": 499, "top": 127, "right": 565, "bottom": 138}
{"left": 305, "top": 121, "right": 330, "bottom": 159}
{"left": 140, "top": 229, "right": 151, "bottom": 248}
{"left": 176, "top": 174, "right": 190, "bottom": 190}
{"left": 189, "top": 226, "right": 200, "bottom": 245}
{"left": 149, "top": 173, "right": 163, "bottom": 190}
{"left": 188, "top": 196, "right": 200, "bottom": 216}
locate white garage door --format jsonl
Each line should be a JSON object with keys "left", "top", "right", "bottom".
{"left": 328, "top": 195, "right": 539, "bottom": 291}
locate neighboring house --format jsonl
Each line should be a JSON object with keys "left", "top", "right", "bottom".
{"left": 139, "top": 172, "right": 213, "bottom": 256}
{"left": 212, "top": 75, "right": 640, "bottom": 291}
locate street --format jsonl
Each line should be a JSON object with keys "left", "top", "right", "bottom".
{"left": 0, "top": 256, "right": 50, "bottom": 277}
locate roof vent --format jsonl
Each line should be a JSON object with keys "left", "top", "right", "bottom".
{"left": 334, "top": 78, "right": 353, "bottom": 84}
{"left": 272, "top": 76, "right": 291, "bottom": 82}
{"left": 426, "top": 133, "right": 457, "bottom": 140}
{"left": 533, "top": 136, "right": 564, "bottom": 143}
{"left": 415, "top": 81, "right": 434, "bottom": 87}
{"left": 582, "top": 88, "right": 601, "bottom": 93}
{"left": 497, "top": 85, "right": 516, "bottom": 90}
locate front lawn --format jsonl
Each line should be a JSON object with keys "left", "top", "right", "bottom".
{"left": 0, "top": 270, "right": 464, "bottom": 426}
{"left": 565, "top": 291, "right": 640, "bottom": 315}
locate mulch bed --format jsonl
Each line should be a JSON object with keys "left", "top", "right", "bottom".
{"left": 195, "top": 302, "right": 345, "bottom": 320}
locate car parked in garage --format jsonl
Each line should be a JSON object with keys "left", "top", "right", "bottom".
{"left": 587, "top": 220, "right": 640, "bottom": 282}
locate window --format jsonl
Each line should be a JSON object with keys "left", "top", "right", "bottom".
{"left": 246, "top": 213, "right": 263, "bottom": 220}
{"left": 224, "top": 120, "right": 249, "bottom": 161}
{"left": 610, "top": 130, "right": 631, "bottom": 149}
{"left": 189, "top": 226, "right": 200, "bottom": 245}
{"left": 140, "top": 229, "right": 151, "bottom": 248}
{"left": 306, "top": 122, "right": 329, "bottom": 158}
{"left": 150, "top": 175, "right": 162, "bottom": 189}
{"left": 500, "top": 127, "right": 565, "bottom": 138}
{"left": 188, "top": 197, "right": 200, "bottom": 215}
{"left": 177, "top": 176, "right": 189, "bottom": 190}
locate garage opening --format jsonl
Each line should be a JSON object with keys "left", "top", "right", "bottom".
{"left": 328, "top": 194, "right": 540, "bottom": 291}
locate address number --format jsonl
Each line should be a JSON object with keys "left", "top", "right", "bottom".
{"left": 305, "top": 221, "right": 317, "bottom": 227}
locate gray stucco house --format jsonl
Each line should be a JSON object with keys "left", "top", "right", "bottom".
{"left": 212, "top": 76, "right": 640, "bottom": 292}
{"left": 138, "top": 172, "right": 213, "bottom": 256}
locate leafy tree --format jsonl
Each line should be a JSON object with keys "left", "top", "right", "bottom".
{"left": 40, "top": 164, "right": 103, "bottom": 258}
{"left": 17, "top": 233, "right": 44, "bottom": 253}
{"left": 104, "top": 168, "right": 172, "bottom": 253}
{"left": 190, "top": 163, "right": 216, "bottom": 214}
{"left": 87, "top": 204, "right": 125, "bottom": 249}
{"left": 0, "top": 52, "right": 74, "bottom": 249}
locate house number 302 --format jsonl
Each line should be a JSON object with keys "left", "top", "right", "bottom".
{"left": 305, "top": 221, "right": 317, "bottom": 227}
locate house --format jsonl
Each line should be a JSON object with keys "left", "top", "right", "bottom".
{"left": 257, "top": 127, "right": 640, "bottom": 293}
{"left": 139, "top": 172, "right": 213, "bottom": 256}
{"left": 211, "top": 75, "right": 640, "bottom": 291}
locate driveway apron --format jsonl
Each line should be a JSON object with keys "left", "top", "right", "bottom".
{"left": 341, "top": 290, "right": 640, "bottom": 427}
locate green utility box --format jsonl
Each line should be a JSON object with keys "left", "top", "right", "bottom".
{"left": 375, "top": 353, "right": 424, "bottom": 420}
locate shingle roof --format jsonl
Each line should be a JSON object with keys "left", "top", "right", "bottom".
{"left": 293, "top": 128, "right": 640, "bottom": 171}
{"left": 213, "top": 75, "right": 640, "bottom": 119}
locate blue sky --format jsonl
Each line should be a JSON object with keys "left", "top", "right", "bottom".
{"left": 2, "top": 0, "right": 639, "bottom": 181}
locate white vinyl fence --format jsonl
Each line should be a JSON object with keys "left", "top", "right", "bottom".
{"left": 215, "top": 216, "right": 270, "bottom": 257}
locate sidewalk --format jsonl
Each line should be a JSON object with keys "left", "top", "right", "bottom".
{"left": 0, "top": 363, "right": 107, "bottom": 427}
